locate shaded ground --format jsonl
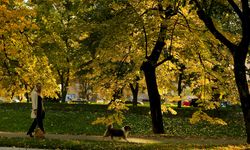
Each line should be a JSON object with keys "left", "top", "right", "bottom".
{"left": 0, "top": 147, "right": 43, "bottom": 150}
{"left": 0, "top": 131, "right": 246, "bottom": 145}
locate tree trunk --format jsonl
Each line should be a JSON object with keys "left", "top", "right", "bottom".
{"left": 140, "top": 3, "right": 177, "bottom": 134}
{"left": 25, "top": 92, "right": 30, "bottom": 103}
{"left": 61, "top": 86, "right": 67, "bottom": 103}
{"left": 25, "top": 85, "right": 30, "bottom": 103}
{"left": 192, "top": 0, "right": 250, "bottom": 143}
{"left": 177, "top": 71, "right": 183, "bottom": 108}
{"left": 141, "top": 61, "right": 164, "bottom": 133}
{"left": 60, "top": 78, "right": 69, "bottom": 103}
{"left": 129, "top": 82, "right": 139, "bottom": 107}
{"left": 58, "top": 69, "right": 70, "bottom": 103}
{"left": 233, "top": 51, "right": 250, "bottom": 143}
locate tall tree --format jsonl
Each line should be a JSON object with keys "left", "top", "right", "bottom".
{"left": 0, "top": 0, "right": 58, "bottom": 100}
{"left": 77, "top": 0, "right": 145, "bottom": 102}
{"left": 190, "top": 0, "right": 250, "bottom": 143}
{"left": 33, "top": 0, "right": 90, "bottom": 102}
{"left": 129, "top": 75, "right": 140, "bottom": 107}
{"left": 140, "top": 0, "right": 181, "bottom": 133}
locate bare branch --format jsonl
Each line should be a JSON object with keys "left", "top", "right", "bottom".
{"left": 155, "top": 55, "right": 173, "bottom": 67}
{"left": 178, "top": 10, "right": 191, "bottom": 32}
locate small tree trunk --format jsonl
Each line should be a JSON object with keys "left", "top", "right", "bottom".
{"left": 192, "top": 0, "right": 250, "bottom": 143}
{"left": 60, "top": 80, "right": 69, "bottom": 103}
{"left": 140, "top": 4, "right": 176, "bottom": 134}
{"left": 141, "top": 61, "right": 164, "bottom": 134}
{"left": 177, "top": 70, "right": 184, "bottom": 108}
{"left": 58, "top": 69, "right": 70, "bottom": 103}
{"left": 25, "top": 92, "right": 30, "bottom": 103}
{"left": 61, "top": 87, "right": 67, "bottom": 102}
{"left": 129, "top": 82, "right": 139, "bottom": 107}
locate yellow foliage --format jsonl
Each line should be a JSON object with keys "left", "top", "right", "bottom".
{"left": 190, "top": 111, "right": 227, "bottom": 125}
{"left": 108, "top": 99, "right": 129, "bottom": 112}
{"left": 165, "top": 96, "right": 182, "bottom": 102}
{"left": 92, "top": 99, "right": 129, "bottom": 125}
{"left": 2, "top": 0, "right": 9, "bottom": 4}
{"left": 161, "top": 104, "right": 177, "bottom": 115}
{"left": 167, "top": 107, "right": 177, "bottom": 115}
{"left": 92, "top": 111, "right": 125, "bottom": 126}
{"left": 79, "top": 32, "right": 89, "bottom": 41}
{"left": 92, "top": 115, "right": 120, "bottom": 126}
{"left": 0, "top": 0, "right": 44, "bottom": 98}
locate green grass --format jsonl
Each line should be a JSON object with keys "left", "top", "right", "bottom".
{"left": 0, "top": 137, "right": 248, "bottom": 150}
{"left": 0, "top": 103, "right": 245, "bottom": 137}
{"left": 0, "top": 103, "right": 247, "bottom": 149}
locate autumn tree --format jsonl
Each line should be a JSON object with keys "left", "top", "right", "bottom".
{"left": 32, "top": 0, "right": 91, "bottom": 102}
{"left": 140, "top": 0, "right": 187, "bottom": 133}
{"left": 189, "top": 0, "right": 250, "bottom": 143}
{"left": 168, "top": 7, "right": 237, "bottom": 107}
{"left": 76, "top": 0, "right": 145, "bottom": 103}
{"left": 0, "top": 0, "right": 58, "bottom": 100}
{"left": 136, "top": 0, "right": 236, "bottom": 132}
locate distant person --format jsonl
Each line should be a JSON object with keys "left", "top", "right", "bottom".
{"left": 27, "top": 83, "right": 45, "bottom": 137}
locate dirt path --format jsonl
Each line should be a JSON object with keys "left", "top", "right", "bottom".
{"left": 0, "top": 131, "right": 246, "bottom": 145}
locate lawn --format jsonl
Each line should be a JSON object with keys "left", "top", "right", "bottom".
{"left": 0, "top": 102, "right": 247, "bottom": 149}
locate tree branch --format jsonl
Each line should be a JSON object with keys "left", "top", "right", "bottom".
{"left": 139, "top": 7, "right": 158, "bottom": 17}
{"left": 125, "top": 2, "right": 150, "bottom": 59}
{"left": 240, "top": 0, "right": 250, "bottom": 45}
{"left": 227, "top": 0, "right": 244, "bottom": 21}
{"left": 241, "top": 0, "right": 250, "bottom": 14}
{"left": 178, "top": 10, "right": 191, "bottom": 32}
{"left": 193, "top": 0, "right": 236, "bottom": 54}
{"left": 155, "top": 55, "right": 173, "bottom": 67}
{"left": 169, "top": 18, "right": 179, "bottom": 54}
{"left": 142, "top": 24, "right": 148, "bottom": 58}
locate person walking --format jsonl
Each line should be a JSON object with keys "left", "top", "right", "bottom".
{"left": 26, "top": 83, "right": 45, "bottom": 137}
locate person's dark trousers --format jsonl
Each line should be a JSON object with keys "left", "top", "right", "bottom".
{"left": 27, "top": 117, "right": 44, "bottom": 135}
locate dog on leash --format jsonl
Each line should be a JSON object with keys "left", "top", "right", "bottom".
{"left": 103, "top": 124, "right": 131, "bottom": 141}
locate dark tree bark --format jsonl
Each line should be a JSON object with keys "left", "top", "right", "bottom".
{"left": 58, "top": 68, "right": 70, "bottom": 103}
{"left": 234, "top": 48, "right": 250, "bottom": 143}
{"left": 177, "top": 70, "right": 184, "bottom": 108}
{"left": 192, "top": 0, "right": 250, "bottom": 143}
{"left": 24, "top": 85, "right": 30, "bottom": 103}
{"left": 129, "top": 82, "right": 139, "bottom": 107}
{"left": 141, "top": 21, "right": 166, "bottom": 133}
{"left": 141, "top": 61, "right": 164, "bottom": 133}
{"left": 140, "top": 3, "right": 177, "bottom": 134}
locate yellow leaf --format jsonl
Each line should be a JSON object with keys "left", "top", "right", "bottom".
{"left": 190, "top": 111, "right": 227, "bottom": 125}
{"left": 167, "top": 107, "right": 177, "bottom": 115}
{"left": 2, "top": 0, "right": 9, "bottom": 4}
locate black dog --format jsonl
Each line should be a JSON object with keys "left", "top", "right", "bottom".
{"left": 103, "top": 124, "right": 131, "bottom": 141}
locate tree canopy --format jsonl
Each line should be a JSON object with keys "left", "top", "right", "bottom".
{"left": 0, "top": 0, "right": 58, "bottom": 100}
{"left": 1, "top": 0, "right": 249, "bottom": 143}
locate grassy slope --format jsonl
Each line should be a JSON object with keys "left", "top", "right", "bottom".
{"left": 1, "top": 137, "right": 241, "bottom": 150}
{"left": 0, "top": 103, "right": 246, "bottom": 137}
{"left": 0, "top": 103, "right": 247, "bottom": 149}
